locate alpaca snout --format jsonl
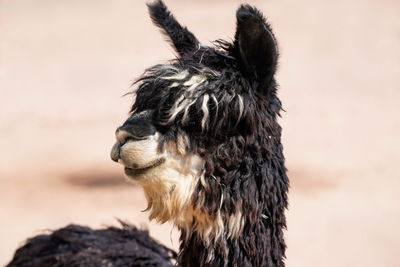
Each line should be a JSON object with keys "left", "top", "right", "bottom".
{"left": 111, "top": 131, "right": 162, "bottom": 169}
{"left": 111, "top": 127, "right": 154, "bottom": 163}
{"left": 110, "top": 141, "right": 141, "bottom": 167}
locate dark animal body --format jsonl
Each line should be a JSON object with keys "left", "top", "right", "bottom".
{"left": 8, "top": 1, "right": 289, "bottom": 266}
{"left": 7, "top": 222, "right": 176, "bottom": 267}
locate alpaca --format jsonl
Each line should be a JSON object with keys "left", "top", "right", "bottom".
{"left": 8, "top": 222, "right": 177, "bottom": 267}
{"left": 8, "top": 1, "right": 289, "bottom": 266}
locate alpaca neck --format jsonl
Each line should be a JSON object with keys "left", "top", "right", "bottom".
{"left": 178, "top": 123, "right": 288, "bottom": 266}
{"left": 177, "top": 212, "right": 286, "bottom": 267}
{"left": 177, "top": 165, "right": 288, "bottom": 266}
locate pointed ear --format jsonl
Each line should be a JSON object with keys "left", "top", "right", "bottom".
{"left": 233, "top": 5, "right": 278, "bottom": 94}
{"left": 147, "top": 0, "right": 199, "bottom": 56}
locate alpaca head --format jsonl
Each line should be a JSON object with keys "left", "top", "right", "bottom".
{"left": 111, "top": 0, "right": 284, "bottom": 248}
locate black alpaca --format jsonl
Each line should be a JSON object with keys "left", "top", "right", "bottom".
{"left": 8, "top": 1, "right": 289, "bottom": 266}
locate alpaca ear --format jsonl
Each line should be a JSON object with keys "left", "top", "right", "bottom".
{"left": 233, "top": 5, "right": 278, "bottom": 94}
{"left": 147, "top": 0, "right": 199, "bottom": 56}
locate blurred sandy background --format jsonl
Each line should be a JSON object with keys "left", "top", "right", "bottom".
{"left": 1, "top": 0, "right": 399, "bottom": 266}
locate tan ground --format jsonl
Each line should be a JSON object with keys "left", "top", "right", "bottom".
{"left": 1, "top": 0, "right": 399, "bottom": 266}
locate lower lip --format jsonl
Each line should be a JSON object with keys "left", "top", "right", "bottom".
{"left": 124, "top": 158, "right": 166, "bottom": 178}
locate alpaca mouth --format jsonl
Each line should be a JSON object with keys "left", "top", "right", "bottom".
{"left": 124, "top": 158, "right": 166, "bottom": 178}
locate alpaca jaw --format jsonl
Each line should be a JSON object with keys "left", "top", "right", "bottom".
{"left": 112, "top": 128, "right": 210, "bottom": 226}
{"left": 116, "top": 133, "right": 242, "bottom": 244}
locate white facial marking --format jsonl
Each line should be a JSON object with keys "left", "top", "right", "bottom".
{"left": 162, "top": 70, "right": 189, "bottom": 81}
{"left": 201, "top": 94, "right": 210, "bottom": 130}
{"left": 237, "top": 94, "right": 244, "bottom": 122}
{"left": 183, "top": 74, "right": 206, "bottom": 88}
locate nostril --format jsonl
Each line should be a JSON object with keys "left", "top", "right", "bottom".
{"left": 110, "top": 143, "right": 121, "bottom": 162}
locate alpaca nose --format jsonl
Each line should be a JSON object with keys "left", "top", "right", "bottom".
{"left": 110, "top": 142, "right": 121, "bottom": 162}
{"left": 110, "top": 127, "right": 151, "bottom": 163}
{"left": 110, "top": 128, "right": 134, "bottom": 163}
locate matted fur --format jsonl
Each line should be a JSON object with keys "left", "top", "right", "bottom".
{"left": 122, "top": 2, "right": 289, "bottom": 266}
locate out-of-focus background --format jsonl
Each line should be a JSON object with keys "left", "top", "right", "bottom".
{"left": 1, "top": 0, "right": 399, "bottom": 266}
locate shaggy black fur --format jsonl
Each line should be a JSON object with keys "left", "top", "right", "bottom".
{"left": 8, "top": 1, "right": 288, "bottom": 267}
{"left": 7, "top": 222, "right": 176, "bottom": 267}
{"left": 132, "top": 2, "right": 288, "bottom": 266}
